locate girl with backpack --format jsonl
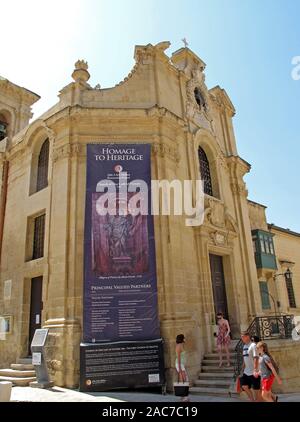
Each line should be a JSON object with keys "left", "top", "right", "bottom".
{"left": 256, "top": 341, "right": 282, "bottom": 402}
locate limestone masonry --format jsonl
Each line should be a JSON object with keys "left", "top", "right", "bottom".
{"left": 0, "top": 42, "right": 299, "bottom": 392}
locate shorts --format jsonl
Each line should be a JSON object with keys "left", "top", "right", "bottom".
{"left": 240, "top": 373, "right": 261, "bottom": 390}
{"left": 261, "top": 375, "right": 275, "bottom": 392}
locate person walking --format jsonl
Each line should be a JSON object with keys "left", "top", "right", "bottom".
{"left": 250, "top": 335, "right": 263, "bottom": 402}
{"left": 251, "top": 335, "right": 260, "bottom": 344}
{"left": 256, "top": 341, "right": 282, "bottom": 402}
{"left": 175, "top": 334, "right": 189, "bottom": 402}
{"left": 216, "top": 312, "right": 231, "bottom": 367}
{"left": 240, "top": 332, "right": 261, "bottom": 402}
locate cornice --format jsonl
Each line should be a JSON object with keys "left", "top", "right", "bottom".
{"left": 0, "top": 78, "right": 40, "bottom": 105}
{"left": 209, "top": 86, "right": 235, "bottom": 117}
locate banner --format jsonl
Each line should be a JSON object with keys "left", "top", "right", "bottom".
{"left": 80, "top": 339, "right": 165, "bottom": 392}
{"left": 83, "top": 144, "right": 160, "bottom": 343}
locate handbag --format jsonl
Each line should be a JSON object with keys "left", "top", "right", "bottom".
{"left": 173, "top": 378, "right": 189, "bottom": 397}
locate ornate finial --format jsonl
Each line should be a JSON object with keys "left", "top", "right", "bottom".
{"left": 72, "top": 59, "right": 90, "bottom": 82}
{"left": 75, "top": 60, "right": 89, "bottom": 71}
{"left": 182, "top": 38, "right": 189, "bottom": 48}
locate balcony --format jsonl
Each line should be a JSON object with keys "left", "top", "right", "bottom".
{"left": 252, "top": 229, "right": 277, "bottom": 270}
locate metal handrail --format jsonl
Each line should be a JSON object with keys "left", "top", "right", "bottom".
{"left": 233, "top": 314, "right": 294, "bottom": 380}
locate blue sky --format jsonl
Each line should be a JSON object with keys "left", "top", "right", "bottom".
{"left": 2, "top": 0, "right": 300, "bottom": 231}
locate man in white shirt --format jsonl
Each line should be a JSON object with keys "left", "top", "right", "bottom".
{"left": 239, "top": 332, "right": 261, "bottom": 402}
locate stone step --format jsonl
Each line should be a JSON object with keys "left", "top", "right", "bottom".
{"left": 11, "top": 363, "right": 34, "bottom": 371}
{"left": 202, "top": 359, "right": 234, "bottom": 366}
{"left": 213, "top": 342, "right": 238, "bottom": 350}
{"left": 0, "top": 369, "right": 36, "bottom": 378}
{"left": 205, "top": 353, "right": 235, "bottom": 359}
{"left": 194, "top": 379, "right": 231, "bottom": 388}
{"left": 189, "top": 386, "right": 230, "bottom": 396}
{"left": 201, "top": 365, "right": 234, "bottom": 373}
{"left": 213, "top": 348, "right": 237, "bottom": 354}
{"left": 17, "top": 358, "right": 32, "bottom": 365}
{"left": 198, "top": 372, "right": 233, "bottom": 379}
{"left": 0, "top": 376, "right": 36, "bottom": 387}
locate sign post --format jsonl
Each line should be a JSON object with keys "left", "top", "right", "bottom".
{"left": 29, "top": 328, "right": 54, "bottom": 389}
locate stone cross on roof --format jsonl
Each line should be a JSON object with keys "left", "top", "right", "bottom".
{"left": 182, "top": 38, "right": 189, "bottom": 48}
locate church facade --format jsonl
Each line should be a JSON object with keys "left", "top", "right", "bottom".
{"left": 0, "top": 42, "right": 300, "bottom": 390}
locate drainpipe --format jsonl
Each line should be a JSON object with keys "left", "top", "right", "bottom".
{"left": 0, "top": 159, "right": 9, "bottom": 265}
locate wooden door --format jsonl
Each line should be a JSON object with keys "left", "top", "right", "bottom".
{"left": 28, "top": 276, "right": 43, "bottom": 355}
{"left": 209, "top": 254, "right": 229, "bottom": 320}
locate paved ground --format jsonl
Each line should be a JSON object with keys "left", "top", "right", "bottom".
{"left": 9, "top": 387, "right": 300, "bottom": 402}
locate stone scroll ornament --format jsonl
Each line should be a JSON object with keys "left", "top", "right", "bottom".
{"left": 185, "top": 67, "right": 215, "bottom": 134}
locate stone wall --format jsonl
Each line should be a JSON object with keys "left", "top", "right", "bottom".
{"left": 268, "top": 340, "right": 300, "bottom": 393}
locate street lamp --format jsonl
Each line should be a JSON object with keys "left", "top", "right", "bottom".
{"left": 270, "top": 268, "right": 293, "bottom": 334}
{"left": 273, "top": 267, "right": 294, "bottom": 314}
{"left": 273, "top": 268, "right": 293, "bottom": 281}
{"left": 285, "top": 268, "right": 293, "bottom": 282}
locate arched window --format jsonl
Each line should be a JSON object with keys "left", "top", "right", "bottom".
{"left": 198, "top": 146, "right": 213, "bottom": 196}
{"left": 0, "top": 113, "right": 8, "bottom": 141}
{"left": 0, "top": 121, "right": 7, "bottom": 141}
{"left": 36, "top": 139, "right": 49, "bottom": 192}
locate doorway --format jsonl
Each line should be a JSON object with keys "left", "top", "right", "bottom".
{"left": 209, "top": 254, "right": 229, "bottom": 320}
{"left": 28, "top": 276, "right": 43, "bottom": 355}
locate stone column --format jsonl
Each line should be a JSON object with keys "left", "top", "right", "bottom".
{"left": 43, "top": 140, "right": 82, "bottom": 387}
{"left": 228, "top": 158, "right": 262, "bottom": 328}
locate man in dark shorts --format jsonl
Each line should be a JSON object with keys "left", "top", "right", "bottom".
{"left": 240, "top": 332, "right": 261, "bottom": 402}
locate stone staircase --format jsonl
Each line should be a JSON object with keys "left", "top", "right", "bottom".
{"left": 190, "top": 343, "right": 237, "bottom": 397}
{"left": 0, "top": 358, "right": 36, "bottom": 386}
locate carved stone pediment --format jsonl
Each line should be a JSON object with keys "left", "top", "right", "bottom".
{"left": 210, "top": 231, "right": 228, "bottom": 246}
{"left": 204, "top": 198, "right": 238, "bottom": 236}
{"left": 205, "top": 198, "right": 225, "bottom": 228}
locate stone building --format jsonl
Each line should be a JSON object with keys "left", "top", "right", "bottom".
{"left": 0, "top": 42, "right": 299, "bottom": 392}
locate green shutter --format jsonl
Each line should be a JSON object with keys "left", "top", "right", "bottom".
{"left": 252, "top": 230, "right": 277, "bottom": 270}
{"left": 259, "top": 281, "right": 271, "bottom": 310}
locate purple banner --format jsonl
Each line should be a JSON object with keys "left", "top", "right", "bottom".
{"left": 83, "top": 144, "right": 160, "bottom": 343}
